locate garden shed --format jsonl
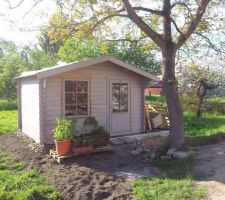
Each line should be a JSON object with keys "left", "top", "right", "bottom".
{"left": 15, "top": 56, "right": 159, "bottom": 144}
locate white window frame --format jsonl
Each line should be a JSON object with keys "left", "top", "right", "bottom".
{"left": 63, "top": 79, "right": 90, "bottom": 118}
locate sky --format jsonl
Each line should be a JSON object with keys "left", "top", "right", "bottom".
{"left": 0, "top": 0, "right": 56, "bottom": 46}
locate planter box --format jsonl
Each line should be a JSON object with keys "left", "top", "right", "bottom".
{"left": 89, "top": 135, "right": 109, "bottom": 147}
{"left": 72, "top": 145, "right": 94, "bottom": 156}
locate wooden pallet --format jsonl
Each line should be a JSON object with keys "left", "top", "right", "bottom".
{"left": 50, "top": 145, "right": 113, "bottom": 164}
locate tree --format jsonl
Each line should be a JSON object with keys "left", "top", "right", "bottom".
{"left": 0, "top": 40, "right": 26, "bottom": 101}
{"left": 179, "top": 64, "right": 224, "bottom": 118}
{"left": 71, "top": 0, "right": 213, "bottom": 148}
{"left": 58, "top": 36, "right": 161, "bottom": 75}
{"left": 5, "top": 0, "right": 222, "bottom": 148}
{"left": 24, "top": 46, "right": 59, "bottom": 70}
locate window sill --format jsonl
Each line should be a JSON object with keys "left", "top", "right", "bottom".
{"left": 64, "top": 115, "right": 90, "bottom": 119}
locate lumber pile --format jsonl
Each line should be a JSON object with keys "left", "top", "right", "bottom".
{"left": 145, "top": 104, "right": 170, "bottom": 130}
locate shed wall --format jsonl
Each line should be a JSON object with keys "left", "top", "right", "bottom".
{"left": 43, "top": 62, "right": 147, "bottom": 144}
{"left": 20, "top": 78, "right": 40, "bottom": 143}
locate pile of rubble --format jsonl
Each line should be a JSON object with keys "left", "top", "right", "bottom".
{"left": 16, "top": 132, "right": 45, "bottom": 153}
{"left": 129, "top": 142, "right": 160, "bottom": 162}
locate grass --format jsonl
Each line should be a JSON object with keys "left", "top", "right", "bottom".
{"left": 0, "top": 100, "right": 18, "bottom": 135}
{"left": 208, "top": 96, "right": 225, "bottom": 103}
{"left": 145, "top": 96, "right": 166, "bottom": 106}
{"left": 133, "top": 157, "right": 206, "bottom": 200}
{"left": 0, "top": 151, "right": 60, "bottom": 200}
{"left": 0, "top": 110, "right": 18, "bottom": 135}
{"left": 184, "top": 112, "right": 225, "bottom": 137}
{"left": 0, "top": 100, "right": 17, "bottom": 111}
{"left": 184, "top": 112, "right": 225, "bottom": 146}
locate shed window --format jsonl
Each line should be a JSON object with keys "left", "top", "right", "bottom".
{"left": 64, "top": 80, "right": 88, "bottom": 116}
{"left": 112, "top": 83, "right": 128, "bottom": 113}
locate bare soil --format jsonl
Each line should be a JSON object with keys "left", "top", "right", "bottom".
{"left": 193, "top": 141, "right": 225, "bottom": 200}
{"left": 0, "top": 133, "right": 159, "bottom": 200}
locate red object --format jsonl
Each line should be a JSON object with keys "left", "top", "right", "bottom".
{"left": 145, "top": 81, "right": 163, "bottom": 96}
{"left": 55, "top": 140, "right": 71, "bottom": 156}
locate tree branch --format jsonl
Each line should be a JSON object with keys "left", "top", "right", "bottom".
{"left": 121, "top": 0, "right": 165, "bottom": 48}
{"left": 176, "top": 0, "right": 211, "bottom": 49}
{"left": 131, "top": 7, "right": 165, "bottom": 16}
{"left": 194, "top": 32, "right": 225, "bottom": 53}
{"left": 4, "top": 0, "right": 25, "bottom": 9}
{"left": 171, "top": 17, "right": 184, "bottom": 35}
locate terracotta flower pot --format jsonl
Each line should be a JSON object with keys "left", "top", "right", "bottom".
{"left": 72, "top": 145, "right": 94, "bottom": 156}
{"left": 55, "top": 140, "right": 71, "bottom": 156}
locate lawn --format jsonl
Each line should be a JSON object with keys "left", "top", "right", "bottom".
{"left": 184, "top": 112, "right": 225, "bottom": 137}
{"left": 0, "top": 110, "right": 18, "bottom": 135}
{"left": 0, "top": 100, "right": 18, "bottom": 135}
{"left": 0, "top": 100, "right": 17, "bottom": 111}
{"left": 133, "top": 157, "right": 206, "bottom": 200}
{"left": 0, "top": 151, "right": 60, "bottom": 200}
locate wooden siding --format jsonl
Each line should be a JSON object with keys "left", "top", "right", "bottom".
{"left": 20, "top": 78, "right": 40, "bottom": 143}
{"left": 44, "top": 62, "right": 148, "bottom": 144}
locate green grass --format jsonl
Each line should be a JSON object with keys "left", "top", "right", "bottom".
{"left": 145, "top": 96, "right": 166, "bottom": 106}
{"left": 184, "top": 112, "right": 225, "bottom": 137}
{"left": 0, "top": 100, "right": 17, "bottom": 111}
{"left": 0, "top": 151, "right": 60, "bottom": 200}
{"left": 133, "top": 157, "right": 206, "bottom": 200}
{"left": 208, "top": 96, "right": 225, "bottom": 103}
{"left": 0, "top": 110, "right": 18, "bottom": 135}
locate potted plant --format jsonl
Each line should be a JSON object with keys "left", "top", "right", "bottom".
{"left": 89, "top": 125, "right": 109, "bottom": 147}
{"left": 83, "top": 116, "right": 109, "bottom": 147}
{"left": 72, "top": 135, "right": 94, "bottom": 156}
{"left": 54, "top": 118, "right": 75, "bottom": 156}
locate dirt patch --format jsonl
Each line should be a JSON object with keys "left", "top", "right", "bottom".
{"left": 0, "top": 133, "right": 158, "bottom": 200}
{"left": 193, "top": 141, "right": 225, "bottom": 200}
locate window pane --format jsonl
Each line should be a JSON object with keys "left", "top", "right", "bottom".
{"left": 77, "top": 93, "right": 88, "bottom": 104}
{"left": 77, "top": 104, "right": 88, "bottom": 115}
{"left": 112, "top": 102, "right": 120, "bottom": 113}
{"left": 120, "top": 101, "right": 128, "bottom": 112}
{"left": 112, "top": 83, "right": 120, "bottom": 95}
{"left": 65, "top": 81, "right": 76, "bottom": 92}
{"left": 77, "top": 81, "right": 88, "bottom": 92}
{"left": 120, "top": 83, "right": 128, "bottom": 94}
{"left": 120, "top": 94, "right": 128, "bottom": 102}
{"left": 65, "top": 93, "right": 76, "bottom": 104}
{"left": 65, "top": 105, "right": 76, "bottom": 116}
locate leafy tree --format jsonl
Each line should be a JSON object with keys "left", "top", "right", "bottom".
{"left": 179, "top": 65, "right": 224, "bottom": 118}
{"left": 0, "top": 41, "right": 26, "bottom": 101}
{"left": 25, "top": 46, "right": 59, "bottom": 70}
{"left": 54, "top": 0, "right": 221, "bottom": 147}
{"left": 108, "top": 42, "right": 161, "bottom": 75}
{"left": 58, "top": 36, "right": 108, "bottom": 62}
{"left": 58, "top": 36, "right": 161, "bottom": 75}
{"left": 6, "top": 0, "right": 224, "bottom": 148}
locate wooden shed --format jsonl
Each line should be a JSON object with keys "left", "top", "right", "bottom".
{"left": 15, "top": 56, "right": 159, "bottom": 144}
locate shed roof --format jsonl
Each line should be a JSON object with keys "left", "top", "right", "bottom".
{"left": 15, "top": 56, "right": 159, "bottom": 81}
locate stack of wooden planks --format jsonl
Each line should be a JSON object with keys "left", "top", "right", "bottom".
{"left": 145, "top": 104, "right": 170, "bottom": 130}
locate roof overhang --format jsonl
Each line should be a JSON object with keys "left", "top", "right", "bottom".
{"left": 14, "top": 56, "right": 160, "bottom": 81}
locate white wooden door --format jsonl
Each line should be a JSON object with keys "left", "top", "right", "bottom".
{"left": 109, "top": 80, "right": 130, "bottom": 136}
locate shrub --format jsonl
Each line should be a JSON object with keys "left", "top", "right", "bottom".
{"left": 0, "top": 100, "right": 17, "bottom": 111}
{"left": 54, "top": 118, "right": 75, "bottom": 141}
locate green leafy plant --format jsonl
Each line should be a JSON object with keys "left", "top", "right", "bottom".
{"left": 83, "top": 116, "right": 98, "bottom": 133}
{"left": 54, "top": 118, "right": 75, "bottom": 141}
{"left": 91, "top": 125, "right": 108, "bottom": 136}
{"left": 72, "top": 135, "right": 91, "bottom": 147}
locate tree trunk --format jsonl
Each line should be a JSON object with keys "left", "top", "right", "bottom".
{"left": 197, "top": 83, "right": 206, "bottom": 118}
{"left": 162, "top": 46, "right": 184, "bottom": 149}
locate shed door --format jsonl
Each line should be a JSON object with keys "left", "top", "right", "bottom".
{"left": 109, "top": 80, "right": 130, "bottom": 136}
